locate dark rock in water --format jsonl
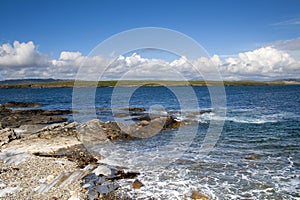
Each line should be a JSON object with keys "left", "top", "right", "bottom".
{"left": 163, "top": 116, "right": 181, "bottom": 129}
{"left": 132, "top": 179, "right": 144, "bottom": 189}
{"left": 2, "top": 101, "right": 42, "bottom": 108}
{"left": 132, "top": 115, "right": 151, "bottom": 121}
{"left": 0, "top": 108, "right": 72, "bottom": 128}
{"left": 191, "top": 191, "right": 210, "bottom": 200}
{"left": 119, "top": 107, "right": 146, "bottom": 112}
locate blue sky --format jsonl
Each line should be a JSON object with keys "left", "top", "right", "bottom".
{"left": 0, "top": 0, "right": 300, "bottom": 80}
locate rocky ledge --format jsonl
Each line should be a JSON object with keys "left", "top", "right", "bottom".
{"left": 0, "top": 102, "right": 208, "bottom": 199}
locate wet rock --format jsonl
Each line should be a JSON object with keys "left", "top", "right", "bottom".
{"left": 191, "top": 191, "right": 209, "bottom": 200}
{"left": 245, "top": 155, "right": 257, "bottom": 160}
{"left": 138, "top": 120, "right": 150, "bottom": 126}
{"left": 132, "top": 115, "right": 151, "bottom": 121}
{"left": 119, "top": 107, "right": 146, "bottom": 112}
{"left": 2, "top": 101, "right": 42, "bottom": 108}
{"left": 132, "top": 115, "right": 181, "bottom": 130}
{"left": 0, "top": 128, "right": 21, "bottom": 146}
{"left": 132, "top": 179, "right": 144, "bottom": 189}
{"left": 113, "top": 113, "right": 131, "bottom": 118}
{"left": 0, "top": 109, "right": 70, "bottom": 128}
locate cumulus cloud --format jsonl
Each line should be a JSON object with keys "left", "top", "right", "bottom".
{"left": 219, "top": 46, "right": 299, "bottom": 80}
{"left": 0, "top": 41, "right": 50, "bottom": 68}
{"left": 0, "top": 40, "right": 299, "bottom": 81}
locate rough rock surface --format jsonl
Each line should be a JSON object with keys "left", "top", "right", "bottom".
{"left": 0, "top": 103, "right": 205, "bottom": 199}
{"left": 0, "top": 107, "right": 71, "bottom": 128}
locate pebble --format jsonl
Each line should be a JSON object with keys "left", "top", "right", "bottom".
{"left": 68, "top": 195, "right": 80, "bottom": 200}
{"left": 132, "top": 179, "right": 144, "bottom": 189}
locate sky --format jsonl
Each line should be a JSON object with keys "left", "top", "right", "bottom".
{"left": 0, "top": 0, "right": 300, "bottom": 81}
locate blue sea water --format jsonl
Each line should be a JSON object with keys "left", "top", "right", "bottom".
{"left": 0, "top": 85, "right": 299, "bottom": 199}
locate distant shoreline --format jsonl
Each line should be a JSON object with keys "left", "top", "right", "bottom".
{"left": 0, "top": 80, "right": 299, "bottom": 88}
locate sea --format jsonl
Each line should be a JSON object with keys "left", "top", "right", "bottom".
{"left": 0, "top": 85, "right": 299, "bottom": 199}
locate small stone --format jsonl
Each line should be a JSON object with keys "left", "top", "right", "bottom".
{"left": 38, "top": 178, "right": 46, "bottom": 183}
{"left": 191, "top": 191, "right": 209, "bottom": 200}
{"left": 46, "top": 175, "right": 55, "bottom": 182}
{"left": 132, "top": 179, "right": 144, "bottom": 189}
{"left": 82, "top": 183, "right": 92, "bottom": 189}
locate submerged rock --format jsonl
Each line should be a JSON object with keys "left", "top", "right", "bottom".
{"left": 2, "top": 101, "right": 42, "bottom": 108}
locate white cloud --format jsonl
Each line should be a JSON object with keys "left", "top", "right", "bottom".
{"left": 0, "top": 41, "right": 50, "bottom": 68}
{"left": 0, "top": 40, "right": 299, "bottom": 81}
{"left": 220, "top": 46, "right": 299, "bottom": 80}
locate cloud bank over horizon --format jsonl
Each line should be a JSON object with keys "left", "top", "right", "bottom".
{"left": 0, "top": 39, "right": 299, "bottom": 81}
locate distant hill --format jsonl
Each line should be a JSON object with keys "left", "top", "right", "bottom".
{"left": 0, "top": 78, "right": 70, "bottom": 84}
{"left": 271, "top": 78, "right": 300, "bottom": 82}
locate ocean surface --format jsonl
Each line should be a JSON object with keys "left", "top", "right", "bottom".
{"left": 0, "top": 85, "right": 299, "bottom": 199}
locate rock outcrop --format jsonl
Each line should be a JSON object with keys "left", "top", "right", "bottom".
{"left": 2, "top": 101, "right": 42, "bottom": 108}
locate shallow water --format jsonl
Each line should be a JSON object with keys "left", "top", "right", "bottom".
{"left": 0, "top": 85, "right": 299, "bottom": 199}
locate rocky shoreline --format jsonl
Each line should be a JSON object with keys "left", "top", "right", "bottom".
{"left": 0, "top": 102, "right": 209, "bottom": 200}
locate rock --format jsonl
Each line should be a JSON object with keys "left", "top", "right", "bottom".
{"left": 92, "top": 165, "right": 112, "bottom": 176}
{"left": 138, "top": 120, "right": 150, "bottom": 126}
{"left": 68, "top": 196, "right": 80, "bottom": 200}
{"left": 35, "top": 122, "right": 78, "bottom": 138}
{"left": 0, "top": 128, "right": 21, "bottom": 146}
{"left": 119, "top": 107, "right": 146, "bottom": 112}
{"left": 33, "top": 144, "right": 98, "bottom": 168}
{"left": 0, "top": 109, "right": 71, "bottom": 128}
{"left": 132, "top": 115, "right": 151, "bottom": 121}
{"left": 245, "top": 155, "right": 257, "bottom": 160}
{"left": 2, "top": 101, "right": 42, "bottom": 108}
{"left": 132, "top": 179, "right": 144, "bottom": 189}
{"left": 0, "top": 187, "right": 19, "bottom": 197}
{"left": 95, "top": 183, "right": 119, "bottom": 194}
{"left": 113, "top": 113, "right": 131, "bottom": 118}
{"left": 0, "top": 148, "right": 32, "bottom": 165}
{"left": 191, "top": 191, "right": 209, "bottom": 200}
{"left": 76, "top": 119, "right": 109, "bottom": 147}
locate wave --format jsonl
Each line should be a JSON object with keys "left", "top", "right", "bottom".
{"left": 175, "top": 110, "right": 299, "bottom": 124}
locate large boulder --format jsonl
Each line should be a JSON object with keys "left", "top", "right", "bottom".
{"left": 76, "top": 119, "right": 109, "bottom": 147}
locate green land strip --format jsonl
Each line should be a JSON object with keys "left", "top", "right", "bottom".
{"left": 0, "top": 80, "right": 299, "bottom": 88}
